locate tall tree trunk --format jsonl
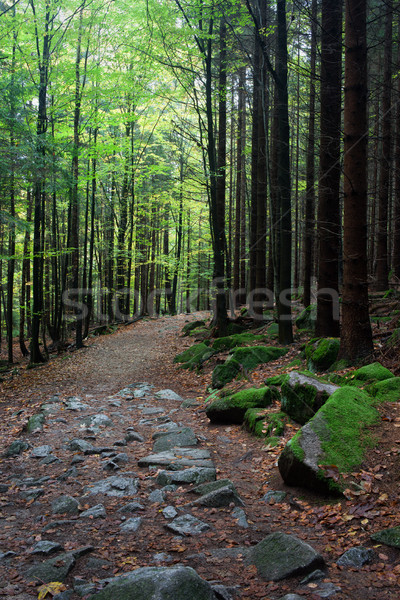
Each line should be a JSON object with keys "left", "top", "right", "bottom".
{"left": 315, "top": 0, "right": 342, "bottom": 337}
{"left": 393, "top": 15, "right": 400, "bottom": 281}
{"left": 339, "top": 0, "right": 373, "bottom": 360}
{"left": 234, "top": 67, "right": 247, "bottom": 306}
{"left": 375, "top": 0, "right": 393, "bottom": 290}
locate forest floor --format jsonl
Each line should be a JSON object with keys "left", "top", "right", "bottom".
{"left": 1, "top": 311, "right": 400, "bottom": 599}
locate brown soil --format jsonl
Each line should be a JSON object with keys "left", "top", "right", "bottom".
{"left": 0, "top": 313, "right": 399, "bottom": 600}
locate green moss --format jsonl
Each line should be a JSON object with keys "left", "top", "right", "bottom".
{"left": 369, "top": 377, "right": 400, "bottom": 403}
{"left": 352, "top": 362, "right": 394, "bottom": 383}
{"left": 264, "top": 436, "right": 280, "bottom": 447}
{"left": 386, "top": 328, "right": 400, "bottom": 347}
{"left": 265, "top": 373, "right": 289, "bottom": 387}
{"left": 286, "top": 358, "right": 303, "bottom": 368}
{"left": 281, "top": 374, "right": 335, "bottom": 424}
{"left": 295, "top": 305, "right": 316, "bottom": 331}
{"left": 244, "top": 408, "right": 287, "bottom": 437}
{"left": 174, "top": 342, "right": 215, "bottom": 370}
{"left": 211, "top": 359, "right": 241, "bottom": 389}
{"left": 206, "top": 386, "right": 274, "bottom": 424}
{"left": 305, "top": 338, "right": 340, "bottom": 372}
{"left": 212, "top": 332, "right": 269, "bottom": 352}
{"left": 266, "top": 322, "right": 279, "bottom": 338}
{"left": 371, "top": 527, "right": 400, "bottom": 549}
{"left": 226, "top": 322, "right": 246, "bottom": 335}
{"left": 286, "top": 432, "right": 305, "bottom": 461}
{"left": 182, "top": 320, "right": 206, "bottom": 335}
{"left": 230, "top": 345, "right": 288, "bottom": 371}
{"left": 311, "top": 386, "right": 379, "bottom": 473}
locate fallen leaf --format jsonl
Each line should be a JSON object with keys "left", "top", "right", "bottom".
{"left": 37, "top": 581, "right": 66, "bottom": 599}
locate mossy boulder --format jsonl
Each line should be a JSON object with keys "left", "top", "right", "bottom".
{"left": 371, "top": 527, "right": 400, "bottom": 549}
{"left": 266, "top": 322, "right": 279, "bottom": 339}
{"left": 281, "top": 372, "right": 339, "bottom": 425}
{"left": 174, "top": 343, "right": 215, "bottom": 370}
{"left": 352, "top": 362, "right": 394, "bottom": 384}
{"left": 278, "top": 386, "right": 380, "bottom": 494}
{"left": 212, "top": 332, "right": 269, "bottom": 352}
{"left": 369, "top": 377, "right": 400, "bottom": 403}
{"left": 229, "top": 345, "right": 288, "bottom": 371}
{"left": 182, "top": 320, "right": 206, "bottom": 336}
{"left": 226, "top": 322, "right": 246, "bottom": 335}
{"left": 26, "top": 413, "right": 45, "bottom": 433}
{"left": 305, "top": 338, "right": 340, "bottom": 372}
{"left": 265, "top": 373, "right": 289, "bottom": 387}
{"left": 206, "top": 387, "right": 275, "bottom": 424}
{"left": 295, "top": 305, "right": 316, "bottom": 331}
{"left": 211, "top": 359, "right": 241, "bottom": 388}
{"left": 244, "top": 408, "right": 287, "bottom": 438}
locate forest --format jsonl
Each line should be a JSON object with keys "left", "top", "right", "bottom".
{"left": 0, "top": 0, "right": 398, "bottom": 366}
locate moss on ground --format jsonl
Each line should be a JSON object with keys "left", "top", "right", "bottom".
{"left": 244, "top": 408, "right": 288, "bottom": 438}
{"left": 181, "top": 320, "right": 206, "bottom": 336}
{"left": 352, "top": 362, "right": 394, "bottom": 383}
{"left": 230, "top": 345, "right": 288, "bottom": 371}
{"left": 369, "top": 377, "right": 400, "bottom": 403}
{"left": 212, "top": 332, "right": 269, "bottom": 352}
{"left": 173, "top": 342, "right": 214, "bottom": 370}
{"left": 206, "top": 387, "right": 274, "bottom": 424}
{"left": 305, "top": 337, "right": 340, "bottom": 372}
{"left": 295, "top": 305, "right": 316, "bottom": 331}
{"left": 265, "top": 373, "right": 289, "bottom": 387}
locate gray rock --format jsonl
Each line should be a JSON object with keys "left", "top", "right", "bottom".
{"left": 153, "top": 552, "right": 173, "bottom": 562}
{"left": 30, "top": 445, "right": 53, "bottom": 458}
{"left": 156, "top": 467, "right": 216, "bottom": 486}
{"left": 141, "top": 407, "right": 165, "bottom": 415}
{"left": 42, "top": 519, "right": 76, "bottom": 532}
{"left": 16, "top": 475, "right": 51, "bottom": 487}
{"left": 40, "top": 454, "right": 61, "bottom": 465}
{"left": 120, "top": 517, "right": 142, "bottom": 532}
{"left": 281, "top": 372, "right": 339, "bottom": 425}
{"left": 68, "top": 439, "right": 94, "bottom": 452}
{"left": 262, "top": 491, "right": 287, "bottom": 503}
{"left": 26, "top": 546, "right": 93, "bottom": 584}
{"left": 20, "top": 487, "right": 44, "bottom": 501}
{"left": 192, "top": 479, "right": 237, "bottom": 496}
{"left": 58, "top": 467, "right": 79, "bottom": 481}
{"left": 125, "top": 431, "right": 145, "bottom": 443}
{"left": 278, "top": 596, "right": 304, "bottom": 600}
{"left": 4, "top": 440, "right": 30, "bottom": 457}
{"left": 85, "top": 475, "right": 139, "bottom": 497}
{"left": 190, "top": 486, "right": 244, "bottom": 508}
{"left": 31, "top": 541, "right": 63, "bottom": 555}
{"left": 86, "top": 566, "right": 217, "bottom": 600}
{"left": 138, "top": 448, "right": 213, "bottom": 470}
{"left": 148, "top": 489, "right": 165, "bottom": 504}
{"left": 181, "top": 399, "right": 198, "bottom": 408}
{"left": 0, "top": 550, "right": 17, "bottom": 560}
{"left": 246, "top": 532, "right": 324, "bottom": 581}
{"left": 51, "top": 494, "right": 80, "bottom": 515}
{"left": 103, "top": 460, "right": 120, "bottom": 471}
{"left": 64, "top": 397, "right": 90, "bottom": 411}
{"left": 163, "top": 506, "right": 178, "bottom": 519}
{"left": 300, "top": 569, "right": 325, "bottom": 583}
{"left": 210, "top": 584, "right": 236, "bottom": 600}
{"left": 80, "top": 504, "right": 106, "bottom": 519}
{"left": 152, "top": 427, "right": 198, "bottom": 452}
{"left": 118, "top": 502, "right": 144, "bottom": 513}
{"left": 71, "top": 455, "right": 85, "bottom": 465}
{"left": 155, "top": 389, "right": 184, "bottom": 402}
{"left": 337, "top": 546, "right": 374, "bottom": 567}
{"left": 307, "top": 582, "right": 341, "bottom": 598}
{"left": 82, "top": 414, "right": 113, "bottom": 428}
{"left": 166, "top": 514, "right": 211, "bottom": 536}
{"left": 231, "top": 507, "right": 248, "bottom": 528}
{"left": 26, "top": 413, "right": 45, "bottom": 433}
{"left": 113, "top": 439, "right": 127, "bottom": 446}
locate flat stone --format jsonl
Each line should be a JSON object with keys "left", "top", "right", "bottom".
{"left": 371, "top": 526, "right": 400, "bottom": 549}
{"left": 0, "top": 551, "right": 17, "bottom": 560}
{"left": 156, "top": 467, "right": 216, "bottom": 486}
{"left": 337, "top": 546, "right": 374, "bottom": 567}
{"left": 80, "top": 504, "right": 106, "bottom": 519}
{"left": 30, "top": 445, "right": 53, "bottom": 458}
{"left": 30, "top": 541, "right": 63, "bottom": 555}
{"left": 85, "top": 475, "right": 139, "bottom": 497}
{"left": 125, "top": 431, "right": 145, "bottom": 443}
{"left": 152, "top": 428, "right": 198, "bottom": 452}
{"left": 26, "top": 546, "right": 93, "bottom": 584}
{"left": 4, "top": 440, "right": 31, "bottom": 457}
{"left": 68, "top": 439, "right": 94, "bottom": 452}
{"left": 71, "top": 456, "right": 85, "bottom": 465}
{"left": 52, "top": 495, "right": 80, "bottom": 515}
{"left": 86, "top": 566, "right": 217, "bottom": 600}
{"left": 148, "top": 489, "right": 165, "bottom": 504}
{"left": 189, "top": 486, "right": 244, "bottom": 508}
{"left": 192, "top": 479, "right": 237, "bottom": 496}
{"left": 138, "top": 448, "right": 213, "bottom": 470}
{"left": 20, "top": 488, "right": 44, "bottom": 501}
{"left": 82, "top": 414, "right": 113, "bottom": 428}
{"left": 64, "top": 398, "right": 90, "bottom": 411}
{"left": 118, "top": 502, "right": 144, "bottom": 513}
{"left": 153, "top": 552, "right": 173, "bottom": 562}
{"left": 246, "top": 532, "right": 324, "bottom": 581}
{"left": 166, "top": 514, "right": 211, "bottom": 536}
{"left": 120, "top": 517, "right": 142, "bottom": 532}
{"left": 231, "top": 507, "right": 248, "bottom": 528}
{"left": 42, "top": 519, "right": 76, "bottom": 532}
{"left": 163, "top": 506, "right": 178, "bottom": 519}
{"left": 141, "top": 407, "right": 165, "bottom": 415}
{"left": 40, "top": 455, "right": 60, "bottom": 465}
{"left": 262, "top": 491, "right": 287, "bottom": 503}
{"left": 57, "top": 467, "right": 79, "bottom": 481}
{"left": 155, "top": 389, "right": 184, "bottom": 402}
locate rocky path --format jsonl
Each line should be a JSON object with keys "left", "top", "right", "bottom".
{"left": 0, "top": 316, "right": 398, "bottom": 599}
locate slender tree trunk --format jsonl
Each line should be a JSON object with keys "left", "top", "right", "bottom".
{"left": 393, "top": 16, "right": 400, "bottom": 281}
{"left": 339, "top": 0, "right": 373, "bottom": 360}
{"left": 315, "top": 0, "right": 342, "bottom": 337}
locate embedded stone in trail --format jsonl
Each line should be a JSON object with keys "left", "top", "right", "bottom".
{"left": 371, "top": 526, "right": 400, "bottom": 549}
{"left": 120, "top": 517, "right": 142, "bottom": 532}
{"left": 4, "top": 440, "right": 30, "bottom": 457}
{"left": 84, "top": 475, "right": 140, "bottom": 497}
{"left": 152, "top": 427, "right": 198, "bottom": 452}
{"left": 246, "top": 532, "right": 324, "bottom": 581}
{"left": 86, "top": 566, "right": 219, "bottom": 600}
{"left": 138, "top": 448, "right": 213, "bottom": 470}
{"left": 166, "top": 514, "right": 211, "bottom": 536}
{"left": 81, "top": 414, "right": 113, "bottom": 428}
{"left": 80, "top": 504, "right": 106, "bottom": 519}
{"left": 26, "top": 546, "right": 93, "bottom": 584}
{"left": 155, "top": 389, "right": 184, "bottom": 402}
{"left": 337, "top": 547, "right": 374, "bottom": 567}
{"left": 30, "top": 445, "right": 53, "bottom": 458}
{"left": 125, "top": 430, "right": 145, "bottom": 443}
{"left": 30, "top": 541, "right": 63, "bottom": 555}
{"left": 64, "top": 397, "right": 90, "bottom": 411}
{"left": 26, "top": 412, "right": 45, "bottom": 432}
{"left": 189, "top": 485, "right": 244, "bottom": 508}
{"left": 51, "top": 494, "right": 80, "bottom": 515}
{"left": 68, "top": 438, "right": 94, "bottom": 452}
{"left": 156, "top": 467, "right": 216, "bottom": 486}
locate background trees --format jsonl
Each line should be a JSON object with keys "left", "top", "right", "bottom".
{"left": 0, "top": 0, "right": 397, "bottom": 363}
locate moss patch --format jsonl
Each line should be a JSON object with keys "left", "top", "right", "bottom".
{"left": 265, "top": 373, "right": 289, "bottom": 387}
{"left": 206, "top": 387, "right": 274, "bottom": 424}
{"left": 295, "top": 305, "right": 316, "bottom": 331}
{"left": 230, "top": 345, "right": 288, "bottom": 371}
{"left": 212, "top": 332, "right": 269, "bottom": 352}
{"left": 305, "top": 338, "right": 340, "bottom": 372}
{"left": 352, "top": 362, "right": 394, "bottom": 383}
{"left": 182, "top": 320, "right": 206, "bottom": 336}
{"left": 244, "top": 409, "right": 288, "bottom": 438}
{"left": 369, "top": 377, "right": 400, "bottom": 403}
{"left": 211, "top": 359, "right": 241, "bottom": 389}
{"left": 173, "top": 343, "right": 214, "bottom": 370}
{"left": 371, "top": 527, "right": 400, "bottom": 549}
{"left": 281, "top": 373, "right": 338, "bottom": 425}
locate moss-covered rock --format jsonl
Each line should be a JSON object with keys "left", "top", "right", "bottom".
{"left": 305, "top": 337, "right": 340, "bottom": 372}
{"left": 278, "top": 386, "right": 380, "bottom": 495}
{"left": 352, "top": 362, "right": 394, "bottom": 383}
{"left": 206, "top": 387, "right": 274, "bottom": 424}
{"left": 181, "top": 320, "right": 206, "bottom": 336}
{"left": 371, "top": 527, "right": 400, "bottom": 549}
{"left": 244, "top": 408, "right": 287, "bottom": 438}
{"left": 26, "top": 413, "right": 45, "bottom": 433}
{"left": 295, "top": 305, "right": 316, "bottom": 331}
{"left": 266, "top": 322, "right": 279, "bottom": 338}
{"left": 265, "top": 373, "right": 289, "bottom": 387}
{"left": 226, "top": 322, "right": 246, "bottom": 335}
{"left": 211, "top": 359, "right": 241, "bottom": 388}
{"left": 212, "top": 332, "right": 269, "bottom": 352}
{"left": 369, "top": 377, "right": 400, "bottom": 403}
{"left": 173, "top": 343, "right": 215, "bottom": 370}
{"left": 281, "top": 372, "right": 339, "bottom": 425}
{"left": 230, "top": 345, "right": 288, "bottom": 371}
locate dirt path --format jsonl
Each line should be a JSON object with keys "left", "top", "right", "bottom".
{"left": 0, "top": 315, "right": 399, "bottom": 600}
